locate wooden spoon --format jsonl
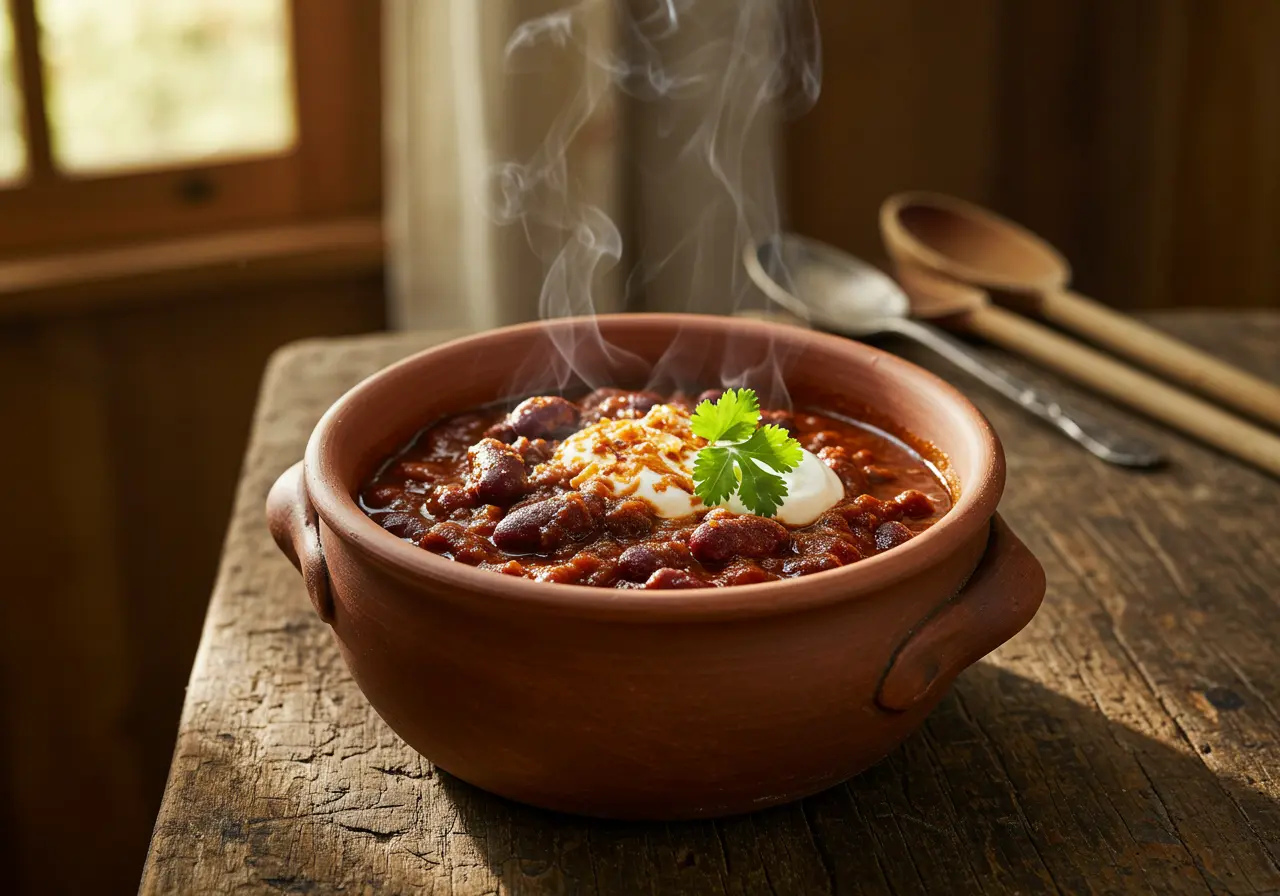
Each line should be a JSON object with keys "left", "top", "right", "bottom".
{"left": 880, "top": 192, "right": 1280, "bottom": 429}
{"left": 894, "top": 262, "right": 1280, "bottom": 478}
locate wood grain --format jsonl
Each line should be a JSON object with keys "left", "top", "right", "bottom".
{"left": 0, "top": 275, "right": 385, "bottom": 896}
{"left": 785, "top": 0, "right": 1002, "bottom": 272}
{"left": 962, "top": 303, "right": 1280, "bottom": 475}
{"left": 0, "top": 218, "right": 383, "bottom": 319}
{"left": 140, "top": 313, "right": 1280, "bottom": 895}
{"left": 785, "top": 0, "right": 1280, "bottom": 311}
{"left": 0, "top": 320, "right": 152, "bottom": 895}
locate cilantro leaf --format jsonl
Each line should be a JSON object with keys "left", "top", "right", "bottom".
{"left": 691, "top": 387, "right": 759, "bottom": 443}
{"left": 743, "top": 424, "right": 804, "bottom": 474}
{"left": 692, "top": 445, "right": 739, "bottom": 507}
{"left": 735, "top": 454, "right": 790, "bottom": 518}
{"left": 731, "top": 427, "right": 803, "bottom": 517}
{"left": 689, "top": 390, "right": 806, "bottom": 518}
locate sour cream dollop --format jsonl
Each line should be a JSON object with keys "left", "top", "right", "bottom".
{"left": 542, "top": 404, "right": 844, "bottom": 526}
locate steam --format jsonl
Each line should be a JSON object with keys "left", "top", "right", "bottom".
{"left": 490, "top": 0, "right": 821, "bottom": 405}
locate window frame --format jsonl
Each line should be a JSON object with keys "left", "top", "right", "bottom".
{"left": 0, "top": 0, "right": 382, "bottom": 257}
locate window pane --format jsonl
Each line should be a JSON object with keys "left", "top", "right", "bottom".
{"left": 0, "top": 8, "right": 25, "bottom": 184}
{"left": 37, "top": 0, "right": 296, "bottom": 174}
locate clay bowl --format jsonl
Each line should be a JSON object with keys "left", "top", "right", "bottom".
{"left": 267, "top": 313, "right": 1044, "bottom": 819}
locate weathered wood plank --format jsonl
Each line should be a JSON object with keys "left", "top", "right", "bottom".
{"left": 140, "top": 314, "right": 1280, "bottom": 895}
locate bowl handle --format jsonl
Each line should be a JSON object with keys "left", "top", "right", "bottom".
{"left": 266, "top": 460, "right": 335, "bottom": 624}
{"left": 875, "top": 515, "right": 1044, "bottom": 713}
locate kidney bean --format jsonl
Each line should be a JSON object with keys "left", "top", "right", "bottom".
{"left": 465, "top": 438, "right": 529, "bottom": 506}
{"left": 581, "top": 389, "right": 662, "bottom": 423}
{"left": 605, "top": 500, "right": 656, "bottom": 539}
{"left": 492, "top": 492, "right": 603, "bottom": 554}
{"left": 377, "top": 511, "right": 429, "bottom": 541}
{"left": 583, "top": 389, "right": 616, "bottom": 407}
{"left": 507, "top": 396, "right": 579, "bottom": 439}
{"left": 617, "top": 543, "right": 695, "bottom": 582}
{"left": 838, "top": 494, "right": 898, "bottom": 531}
{"left": 892, "top": 489, "right": 935, "bottom": 520}
{"left": 875, "top": 521, "right": 915, "bottom": 552}
{"left": 689, "top": 514, "right": 789, "bottom": 564}
{"left": 483, "top": 422, "right": 518, "bottom": 444}
{"left": 817, "top": 446, "right": 868, "bottom": 496}
{"left": 875, "top": 496, "right": 904, "bottom": 522}
{"left": 363, "top": 388, "right": 955, "bottom": 587}
{"left": 798, "top": 533, "right": 864, "bottom": 565}
{"left": 536, "top": 554, "right": 603, "bottom": 585}
{"left": 862, "top": 464, "right": 898, "bottom": 485}
{"left": 419, "top": 522, "right": 498, "bottom": 564}
{"left": 695, "top": 388, "right": 726, "bottom": 405}
{"left": 362, "top": 484, "right": 405, "bottom": 509}
{"left": 782, "top": 553, "right": 842, "bottom": 576}
{"left": 805, "top": 515, "right": 855, "bottom": 558}
{"left": 810, "top": 509, "right": 848, "bottom": 533}
{"left": 644, "top": 568, "right": 709, "bottom": 589}
{"left": 466, "top": 504, "right": 504, "bottom": 538}
{"left": 717, "top": 561, "right": 778, "bottom": 586}
{"left": 835, "top": 465, "right": 869, "bottom": 497}
{"left": 434, "top": 484, "right": 476, "bottom": 514}
{"left": 815, "top": 526, "right": 876, "bottom": 560}
{"left": 511, "top": 436, "right": 553, "bottom": 466}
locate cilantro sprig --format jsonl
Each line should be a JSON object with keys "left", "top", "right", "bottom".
{"left": 691, "top": 388, "right": 804, "bottom": 518}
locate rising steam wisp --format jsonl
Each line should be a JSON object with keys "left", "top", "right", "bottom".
{"left": 490, "top": 0, "right": 822, "bottom": 404}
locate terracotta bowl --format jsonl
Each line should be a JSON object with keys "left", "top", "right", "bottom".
{"left": 267, "top": 313, "right": 1044, "bottom": 819}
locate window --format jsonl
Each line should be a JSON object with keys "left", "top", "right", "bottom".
{"left": 38, "top": 0, "right": 296, "bottom": 174}
{"left": 0, "top": 0, "right": 381, "bottom": 257}
{"left": 0, "top": 8, "right": 23, "bottom": 183}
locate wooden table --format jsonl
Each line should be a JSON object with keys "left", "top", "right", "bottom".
{"left": 141, "top": 314, "right": 1280, "bottom": 895}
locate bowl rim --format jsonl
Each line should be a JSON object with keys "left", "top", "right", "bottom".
{"left": 303, "top": 313, "right": 1005, "bottom": 620}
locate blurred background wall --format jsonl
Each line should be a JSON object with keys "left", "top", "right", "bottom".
{"left": 789, "top": 1, "right": 1280, "bottom": 311}
{"left": 0, "top": 1, "right": 1275, "bottom": 893}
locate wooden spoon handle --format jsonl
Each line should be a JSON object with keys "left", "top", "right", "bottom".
{"left": 1037, "top": 290, "right": 1280, "bottom": 428}
{"left": 964, "top": 304, "right": 1280, "bottom": 478}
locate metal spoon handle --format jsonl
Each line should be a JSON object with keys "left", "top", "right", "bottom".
{"left": 886, "top": 318, "right": 1164, "bottom": 468}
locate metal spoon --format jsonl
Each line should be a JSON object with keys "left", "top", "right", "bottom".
{"left": 744, "top": 234, "right": 1165, "bottom": 468}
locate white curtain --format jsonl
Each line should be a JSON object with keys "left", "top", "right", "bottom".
{"left": 384, "top": 0, "right": 796, "bottom": 330}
